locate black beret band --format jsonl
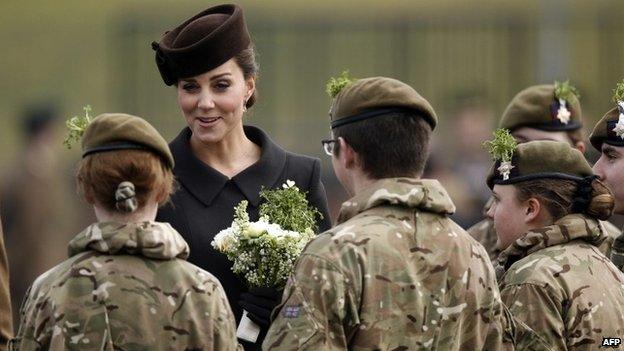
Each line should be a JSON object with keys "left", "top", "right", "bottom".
{"left": 491, "top": 172, "right": 585, "bottom": 186}
{"left": 604, "top": 120, "right": 624, "bottom": 146}
{"left": 509, "top": 120, "right": 582, "bottom": 132}
{"left": 330, "top": 107, "right": 422, "bottom": 129}
{"left": 83, "top": 142, "right": 150, "bottom": 158}
{"left": 604, "top": 139, "right": 624, "bottom": 147}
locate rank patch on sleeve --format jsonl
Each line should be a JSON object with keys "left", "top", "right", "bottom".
{"left": 282, "top": 305, "right": 301, "bottom": 318}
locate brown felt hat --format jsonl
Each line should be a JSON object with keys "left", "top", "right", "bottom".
{"left": 329, "top": 77, "right": 437, "bottom": 130}
{"left": 486, "top": 140, "right": 593, "bottom": 189}
{"left": 152, "top": 4, "right": 251, "bottom": 86}
{"left": 82, "top": 113, "right": 174, "bottom": 169}
{"left": 589, "top": 107, "right": 624, "bottom": 150}
{"left": 499, "top": 84, "right": 582, "bottom": 132}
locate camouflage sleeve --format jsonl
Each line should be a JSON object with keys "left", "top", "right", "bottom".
{"left": 8, "top": 286, "right": 43, "bottom": 351}
{"left": 596, "top": 220, "right": 621, "bottom": 258}
{"left": 9, "top": 270, "right": 242, "bottom": 351}
{"left": 501, "top": 282, "right": 565, "bottom": 350}
{"left": 9, "top": 287, "right": 117, "bottom": 351}
{"left": 263, "top": 254, "right": 358, "bottom": 350}
{"left": 209, "top": 280, "right": 242, "bottom": 351}
{"left": 467, "top": 218, "right": 500, "bottom": 261}
{"left": 173, "top": 272, "right": 241, "bottom": 351}
{"left": 0, "top": 221, "right": 11, "bottom": 351}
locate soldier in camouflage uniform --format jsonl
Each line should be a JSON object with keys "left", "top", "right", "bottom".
{"left": 487, "top": 138, "right": 624, "bottom": 350}
{"left": 0, "top": 208, "right": 12, "bottom": 351}
{"left": 9, "top": 113, "right": 240, "bottom": 351}
{"left": 468, "top": 82, "right": 621, "bottom": 262}
{"left": 590, "top": 82, "right": 624, "bottom": 272}
{"left": 263, "top": 77, "right": 515, "bottom": 350}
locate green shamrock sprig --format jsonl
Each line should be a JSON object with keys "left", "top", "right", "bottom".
{"left": 554, "top": 80, "right": 580, "bottom": 102}
{"left": 63, "top": 105, "right": 93, "bottom": 149}
{"left": 483, "top": 128, "right": 517, "bottom": 163}
{"left": 259, "top": 180, "right": 322, "bottom": 233}
{"left": 326, "top": 70, "right": 354, "bottom": 98}
{"left": 612, "top": 79, "right": 624, "bottom": 103}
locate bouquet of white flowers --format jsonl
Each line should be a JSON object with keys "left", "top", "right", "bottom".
{"left": 211, "top": 180, "right": 322, "bottom": 342}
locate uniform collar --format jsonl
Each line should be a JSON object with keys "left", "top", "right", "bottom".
{"left": 170, "top": 125, "right": 287, "bottom": 207}
{"left": 336, "top": 178, "right": 456, "bottom": 224}
{"left": 495, "top": 213, "right": 608, "bottom": 278}
{"left": 68, "top": 221, "right": 190, "bottom": 260}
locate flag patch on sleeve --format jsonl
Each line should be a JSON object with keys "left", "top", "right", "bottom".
{"left": 283, "top": 305, "right": 301, "bottom": 318}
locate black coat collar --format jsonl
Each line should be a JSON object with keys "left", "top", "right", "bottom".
{"left": 170, "top": 125, "right": 287, "bottom": 207}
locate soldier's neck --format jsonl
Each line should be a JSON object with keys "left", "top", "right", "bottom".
{"left": 349, "top": 171, "right": 421, "bottom": 197}
{"left": 93, "top": 202, "right": 158, "bottom": 224}
{"left": 345, "top": 168, "right": 378, "bottom": 197}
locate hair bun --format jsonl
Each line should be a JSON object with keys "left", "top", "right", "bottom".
{"left": 115, "top": 181, "right": 138, "bottom": 213}
{"left": 586, "top": 179, "right": 615, "bottom": 221}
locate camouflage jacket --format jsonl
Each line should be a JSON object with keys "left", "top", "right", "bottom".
{"left": 467, "top": 218, "right": 500, "bottom": 262}
{"left": 496, "top": 214, "right": 624, "bottom": 350}
{"left": 9, "top": 221, "right": 241, "bottom": 351}
{"left": 468, "top": 199, "right": 622, "bottom": 264}
{"left": 0, "top": 215, "right": 11, "bottom": 351}
{"left": 263, "top": 178, "right": 513, "bottom": 350}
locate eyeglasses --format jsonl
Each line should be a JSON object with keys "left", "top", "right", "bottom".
{"left": 321, "top": 139, "right": 338, "bottom": 156}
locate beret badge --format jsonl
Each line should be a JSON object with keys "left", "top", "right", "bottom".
{"left": 612, "top": 81, "right": 624, "bottom": 140}
{"left": 553, "top": 80, "right": 579, "bottom": 125}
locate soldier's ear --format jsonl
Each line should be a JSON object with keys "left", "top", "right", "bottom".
{"left": 337, "top": 137, "right": 357, "bottom": 169}
{"left": 574, "top": 141, "right": 586, "bottom": 154}
{"left": 523, "top": 197, "right": 542, "bottom": 223}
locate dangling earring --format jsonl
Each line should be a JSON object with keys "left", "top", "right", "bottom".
{"left": 242, "top": 99, "right": 248, "bottom": 113}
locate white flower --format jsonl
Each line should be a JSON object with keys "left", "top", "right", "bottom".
{"left": 614, "top": 101, "right": 624, "bottom": 140}
{"left": 613, "top": 117, "right": 624, "bottom": 140}
{"left": 282, "top": 180, "right": 296, "bottom": 189}
{"left": 244, "top": 221, "right": 270, "bottom": 238}
{"left": 498, "top": 161, "right": 514, "bottom": 181}
{"left": 212, "top": 227, "right": 237, "bottom": 252}
{"left": 556, "top": 99, "right": 571, "bottom": 124}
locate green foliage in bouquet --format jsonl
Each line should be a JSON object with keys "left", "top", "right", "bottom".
{"left": 259, "top": 181, "right": 323, "bottom": 233}
{"left": 554, "top": 80, "right": 580, "bottom": 102}
{"left": 212, "top": 180, "right": 319, "bottom": 289}
{"left": 234, "top": 199, "right": 250, "bottom": 231}
{"left": 63, "top": 105, "right": 93, "bottom": 149}
{"left": 483, "top": 128, "right": 517, "bottom": 162}
{"left": 612, "top": 79, "right": 624, "bottom": 103}
{"left": 326, "top": 70, "right": 354, "bottom": 98}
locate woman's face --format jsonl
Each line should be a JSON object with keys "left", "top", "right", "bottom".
{"left": 177, "top": 59, "right": 255, "bottom": 145}
{"left": 593, "top": 144, "right": 624, "bottom": 214}
{"left": 487, "top": 185, "right": 531, "bottom": 250}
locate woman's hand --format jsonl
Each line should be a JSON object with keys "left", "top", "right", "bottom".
{"left": 239, "top": 287, "right": 283, "bottom": 328}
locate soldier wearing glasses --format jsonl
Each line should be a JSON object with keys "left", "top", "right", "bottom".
{"left": 264, "top": 76, "right": 514, "bottom": 350}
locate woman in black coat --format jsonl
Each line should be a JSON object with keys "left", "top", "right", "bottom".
{"left": 151, "top": 4, "right": 331, "bottom": 350}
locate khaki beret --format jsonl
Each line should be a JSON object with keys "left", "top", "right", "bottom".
{"left": 152, "top": 4, "right": 251, "bottom": 86}
{"left": 329, "top": 77, "right": 437, "bottom": 130}
{"left": 500, "top": 84, "right": 582, "bottom": 132}
{"left": 589, "top": 107, "right": 624, "bottom": 150}
{"left": 81, "top": 113, "right": 174, "bottom": 169}
{"left": 487, "top": 140, "right": 593, "bottom": 189}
